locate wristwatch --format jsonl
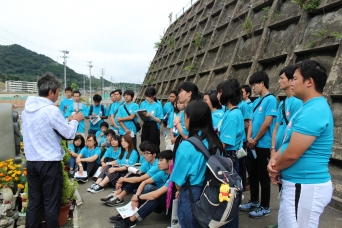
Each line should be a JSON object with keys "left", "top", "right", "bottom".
{"left": 270, "top": 147, "right": 275, "bottom": 151}
{"left": 137, "top": 194, "right": 142, "bottom": 200}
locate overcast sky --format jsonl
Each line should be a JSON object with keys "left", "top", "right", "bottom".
{"left": 0, "top": 0, "right": 194, "bottom": 84}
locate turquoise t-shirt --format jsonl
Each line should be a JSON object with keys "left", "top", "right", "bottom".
{"left": 219, "top": 108, "right": 245, "bottom": 151}
{"left": 68, "top": 144, "right": 82, "bottom": 154}
{"left": 245, "top": 99, "right": 253, "bottom": 119}
{"left": 275, "top": 96, "right": 303, "bottom": 151}
{"left": 179, "top": 111, "right": 189, "bottom": 137}
{"left": 142, "top": 101, "right": 164, "bottom": 129}
{"left": 152, "top": 170, "right": 170, "bottom": 188}
{"left": 65, "top": 102, "right": 87, "bottom": 133}
{"left": 170, "top": 139, "right": 208, "bottom": 186}
{"left": 212, "top": 109, "right": 224, "bottom": 131}
{"left": 167, "top": 112, "right": 181, "bottom": 136}
{"left": 163, "top": 102, "right": 174, "bottom": 116}
{"left": 140, "top": 100, "right": 147, "bottom": 110}
{"left": 251, "top": 93, "right": 278, "bottom": 148}
{"left": 80, "top": 147, "right": 102, "bottom": 165}
{"left": 87, "top": 104, "right": 107, "bottom": 131}
{"left": 116, "top": 149, "right": 139, "bottom": 166}
{"left": 103, "top": 147, "right": 121, "bottom": 160}
{"left": 117, "top": 102, "right": 139, "bottom": 135}
{"left": 59, "top": 98, "right": 74, "bottom": 117}
{"left": 139, "top": 155, "right": 146, "bottom": 164}
{"left": 280, "top": 96, "right": 333, "bottom": 184}
{"left": 238, "top": 101, "right": 251, "bottom": 120}
{"left": 95, "top": 130, "right": 106, "bottom": 143}
{"left": 109, "top": 100, "right": 125, "bottom": 131}
{"left": 140, "top": 159, "right": 159, "bottom": 177}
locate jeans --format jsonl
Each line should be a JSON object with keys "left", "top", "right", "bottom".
{"left": 69, "top": 157, "right": 76, "bottom": 170}
{"left": 135, "top": 193, "right": 167, "bottom": 221}
{"left": 178, "top": 186, "right": 203, "bottom": 228}
{"left": 142, "top": 184, "right": 158, "bottom": 194}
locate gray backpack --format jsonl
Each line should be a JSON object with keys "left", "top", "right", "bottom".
{"left": 186, "top": 137, "right": 242, "bottom": 228}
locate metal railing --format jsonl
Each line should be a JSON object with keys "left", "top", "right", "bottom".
{"left": 175, "top": 0, "right": 199, "bottom": 20}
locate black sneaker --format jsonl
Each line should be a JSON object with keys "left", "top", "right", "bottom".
{"left": 113, "top": 218, "right": 136, "bottom": 228}
{"left": 106, "top": 198, "right": 124, "bottom": 207}
{"left": 90, "top": 184, "right": 104, "bottom": 193}
{"left": 109, "top": 214, "right": 123, "bottom": 223}
{"left": 68, "top": 170, "right": 75, "bottom": 178}
{"left": 78, "top": 178, "right": 88, "bottom": 183}
{"left": 101, "top": 193, "right": 114, "bottom": 202}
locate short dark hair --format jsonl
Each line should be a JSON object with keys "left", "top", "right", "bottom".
{"left": 73, "top": 90, "right": 81, "bottom": 96}
{"left": 65, "top": 86, "right": 72, "bottom": 92}
{"left": 100, "top": 122, "right": 109, "bottom": 129}
{"left": 217, "top": 78, "right": 241, "bottom": 106}
{"left": 173, "top": 96, "right": 181, "bottom": 114}
{"left": 87, "top": 134, "right": 98, "bottom": 147}
{"left": 112, "top": 135, "right": 122, "bottom": 148}
{"left": 145, "top": 144, "right": 160, "bottom": 156}
{"left": 145, "top": 86, "right": 157, "bottom": 102}
{"left": 38, "top": 72, "right": 61, "bottom": 97}
{"left": 294, "top": 60, "right": 327, "bottom": 93}
{"left": 123, "top": 90, "right": 134, "bottom": 98}
{"left": 158, "top": 150, "right": 173, "bottom": 161}
{"left": 93, "top": 94, "right": 102, "bottom": 102}
{"left": 249, "top": 71, "right": 270, "bottom": 89}
{"left": 139, "top": 141, "right": 150, "bottom": 152}
{"left": 105, "top": 129, "right": 116, "bottom": 136}
{"left": 279, "top": 65, "right": 296, "bottom": 80}
{"left": 204, "top": 90, "right": 221, "bottom": 109}
{"left": 240, "top": 85, "right": 251, "bottom": 98}
{"left": 178, "top": 81, "right": 199, "bottom": 101}
{"left": 170, "top": 90, "right": 178, "bottom": 96}
{"left": 113, "top": 89, "right": 122, "bottom": 95}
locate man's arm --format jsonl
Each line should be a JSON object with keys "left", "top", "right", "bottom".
{"left": 253, "top": 116, "right": 274, "bottom": 142}
{"left": 117, "top": 114, "right": 135, "bottom": 122}
{"left": 271, "top": 122, "right": 279, "bottom": 157}
{"left": 135, "top": 186, "right": 167, "bottom": 201}
{"left": 274, "top": 132, "right": 316, "bottom": 171}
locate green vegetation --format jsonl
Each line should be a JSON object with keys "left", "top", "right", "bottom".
{"left": 148, "top": 64, "right": 155, "bottom": 71}
{"left": 273, "top": 13, "right": 280, "bottom": 20}
{"left": 146, "top": 75, "right": 155, "bottom": 85}
{"left": 154, "top": 35, "right": 166, "bottom": 50}
{"left": 70, "top": 83, "right": 79, "bottom": 91}
{"left": 242, "top": 16, "right": 253, "bottom": 37}
{"left": 305, "top": 26, "right": 342, "bottom": 48}
{"left": 263, "top": 7, "right": 270, "bottom": 22}
{"left": 193, "top": 32, "right": 206, "bottom": 49}
{"left": 291, "top": 0, "right": 321, "bottom": 11}
{"left": 332, "top": 31, "right": 342, "bottom": 41}
{"left": 183, "top": 58, "right": 197, "bottom": 72}
{"left": 169, "top": 36, "right": 176, "bottom": 50}
{"left": 0, "top": 44, "right": 109, "bottom": 89}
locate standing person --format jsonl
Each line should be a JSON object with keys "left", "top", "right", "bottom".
{"left": 240, "top": 71, "right": 278, "bottom": 218}
{"left": 140, "top": 87, "right": 163, "bottom": 147}
{"left": 59, "top": 86, "right": 73, "bottom": 118}
{"left": 107, "top": 90, "right": 116, "bottom": 117}
{"left": 268, "top": 60, "right": 333, "bottom": 228}
{"left": 162, "top": 90, "right": 178, "bottom": 117}
{"left": 116, "top": 90, "right": 139, "bottom": 148}
{"left": 65, "top": 90, "right": 88, "bottom": 136}
{"left": 203, "top": 90, "right": 224, "bottom": 132}
{"left": 241, "top": 85, "right": 253, "bottom": 115}
{"left": 168, "top": 97, "right": 185, "bottom": 147}
{"left": 22, "top": 73, "right": 84, "bottom": 228}
{"left": 170, "top": 100, "right": 224, "bottom": 227}
{"left": 86, "top": 94, "right": 108, "bottom": 135}
{"left": 109, "top": 89, "right": 125, "bottom": 134}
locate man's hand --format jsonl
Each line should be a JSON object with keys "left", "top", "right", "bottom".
{"left": 171, "top": 137, "right": 176, "bottom": 144}
{"left": 72, "top": 112, "right": 84, "bottom": 122}
{"left": 116, "top": 182, "right": 122, "bottom": 190}
{"left": 267, "top": 157, "right": 281, "bottom": 185}
{"left": 247, "top": 137, "right": 257, "bottom": 148}
{"left": 125, "top": 129, "right": 131, "bottom": 134}
{"left": 131, "top": 198, "right": 139, "bottom": 210}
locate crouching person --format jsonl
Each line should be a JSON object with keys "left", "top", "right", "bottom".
{"left": 76, "top": 134, "right": 102, "bottom": 183}
{"left": 111, "top": 150, "right": 174, "bottom": 227}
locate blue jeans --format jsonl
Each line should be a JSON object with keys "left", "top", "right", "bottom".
{"left": 142, "top": 184, "right": 158, "bottom": 194}
{"left": 178, "top": 186, "right": 203, "bottom": 228}
{"left": 135, "top": 193, "right": 167, "bottom": 221}
{"left": 68, "top": 157, "right": 76, "bottom": 170}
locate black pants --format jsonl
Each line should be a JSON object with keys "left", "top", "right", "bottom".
{"left": 82, "top": 161, "right": 100, "bottom": 178}
{"left": 141, "top": 121, "right": 160, "bottom": 146}
{"left": 238, "top": 142, "right": 250, "bottom": 191}
{"left": 26, "top": 161, "right": 63, "bottom": 228}
{"left": 249, "top": 147, "right": 271, "bottom": 208}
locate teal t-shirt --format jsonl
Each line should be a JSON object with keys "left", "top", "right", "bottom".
{"left": 212, "top": 109, "right": 224, "bottom": 131}
{"left": 280, "top": 96, "right": 333, "bottom": 184}
{"left": 109, "top": 100, "right": 125, "bottom": 131}
{"left": 59, "top": 98, "right": 74, "bottom": 117}
{"left": 245, "top": 99, "right": 253, "bottom": 119}
{"left": 68, "top": 144, "right": 82, "bottom": 154}
{"left": 65, "top": 102, "right": 87, "bottom": 133}
{"left": 251, "top": 93, "right": 278, "bottom": 148}
{"left": 238, "top": 101, "right": 251, "bottom": 120}
{"left": 152, "top": 170, "right": 170, "bottom": 188}
{"left": 142, "top": 101, "right": 164, "bottom": 129}
{"left": 103, "top": 147, "right": 121, "bottom": 160}
{"left": 170, "top": 139, "right": 208, "bottom": 186}
{"left": 140, "top": 159, "right": 159, "bottom": 177}
{"left": 80, "top": 147, "right": 102, "bottom": 165}
{"left": 163, "top": 102, "right": 173, "bottom": 116}
{"left": 140, "top": 100, "right": 147, "bottom": 110}
{"left": 219, "top": 108, "right": 245, "bottom": 151}
{"left": 117, "top": 102, "right": 139, "bottom": 135}
{"left": 167, "top": 112, "right": 181, "bottom": 136}
{"left": 87, "top": 104, "right": 107, "bottom": 131}
{"left": 116, "top": 149, "right": 139, "bottom": 166}
{"left": 179, "top": 111, "right": 189, "bottom": 137}
{"left": 275, "top": 96, "right": 303, "bottom": 151}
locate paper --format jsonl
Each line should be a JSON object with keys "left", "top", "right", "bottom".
{"left": 90, "top": 115, "right": 101, "bottom": 125}
{"left": 74, "top": 171, "right": 87, "bottom": 178}
{"left": 116, "top": 201, "right": 139, "bottom": 219}
{"left": 236, "top": 147, "right": 247, "bottom": 159}
{"left": 128, "top": 166, "right": 141, "bottom": 175}
{"left": 93, "top": 167, "right": 102, "bottom": 178}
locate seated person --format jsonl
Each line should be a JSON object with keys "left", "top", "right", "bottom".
{"left": 68, "top": 135, "right": 85, "bottom": 176}
{"left": 100, "top": 135, "right": 122, "bottom": 165}
{"left": 110, "top": 150, "right": 174, "bottom": 227}
{"left": 96, "top": 122, "right": 109, "bottom": 144}
{"left": 99, "top": 129, "right": 116, "bottom": 156}
{"left": 87, "top": 134, "right": 138, "bottom": 193}
{"left": 76, "top": 134, "right": 102, "bottom": 183}
{"left": 105, "top": 143, "right": 160, "bottom": 206}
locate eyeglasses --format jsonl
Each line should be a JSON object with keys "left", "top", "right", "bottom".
{"left": 86, "top": 140, "right": 94, "bottom": 142}
{"left": 142, "top": 152, "right": 152, "bottom": 155}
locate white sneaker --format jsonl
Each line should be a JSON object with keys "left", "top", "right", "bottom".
{"left": 87, "top": 183, "right": 96, "bottom": 192}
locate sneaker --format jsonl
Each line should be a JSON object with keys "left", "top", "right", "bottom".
{"left": 240, "top": 200, "right": 260, "bottom": 212}
{"left": 109, "top": 214, "right": 123, "bottom": 223}
{"left": 113, "top": 218, "right": 136, "bottom": 228}
{"left": 101, "top": 193, "right": 115, "bottom": 202}
{"left": 78, "top": 178, "right": 88, "bottom": 183}
{"left": 87, "top": 183, "right": 97, "bottom": 192}
{"left": 106, "top": 198, "right": 124, "bottom": 207}
{"left": 105, "top": 194, "right": 119, "bottom": 204}
{"left": 90, "top": 184, "right": 104, "bottom": 193}
{"left": 249, "top": 206, "right": 270, "bottom": 218}
{"left": 68, "top": 170, "right": 75, "bottom": 178}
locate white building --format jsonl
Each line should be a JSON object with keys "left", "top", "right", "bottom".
{"left": 5, "top": 80, "right": 38, "bottom": 93}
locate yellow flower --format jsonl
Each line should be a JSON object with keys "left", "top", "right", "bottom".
{"left": 17, "top": 184, "right": 24, "bottom": 189}
{"left": 11, "top": 174, "right": 16, "bottom": 178}
{"left": 8, "top": 170, "right": 12, "bottom": 174}
{"left": 3, "top": 167, "right": 7, "bottom": 171}
{"left": 1, "top": 178, "right": 5, "bottom": 181}
{"left": 15, "top": 177, "right": 19, "bottom": 181}
{"left": 17, "top": 171, "right": 21, "bottom": 175}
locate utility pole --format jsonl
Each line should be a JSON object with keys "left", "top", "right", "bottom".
{"left": 83, "top": 74, "right": 86, "bottom": 96}
{"left": 60, "top": 50, "right": 69, "bottom": 88}
{"left": 100, "top": 68, "right": 105, "bottom": 97}
{"left": 87, "top": 61, "right": 93, "bottom": 97}
{"left": 168, "top": 13, "right": 173, "bottom": 25}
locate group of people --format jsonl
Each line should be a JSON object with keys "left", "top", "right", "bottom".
{"left": 22, "top": 59, "right": 334, "bottom": 228}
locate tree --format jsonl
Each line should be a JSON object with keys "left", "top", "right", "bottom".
{"left": 70, "top": 83, "right": 79, "bottom": 91}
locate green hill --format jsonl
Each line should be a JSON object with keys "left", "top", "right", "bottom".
{"left": 0, "top": 44, "right": 109, "bottom": 89}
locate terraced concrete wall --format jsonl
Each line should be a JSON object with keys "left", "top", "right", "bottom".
{"left": 137, "top": 0, "right": 342, "bottom": 209}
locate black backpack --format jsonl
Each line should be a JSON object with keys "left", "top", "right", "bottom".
{"left": 89, "top": 104, "right": 105, "bottom": 116}
{"left": 186, "top": 137, "right": 242, "bottom": 228}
